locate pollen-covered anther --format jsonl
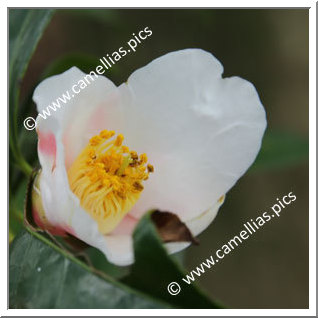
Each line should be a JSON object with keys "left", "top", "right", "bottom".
{"left": 67, "top": 130, "right": 153, "bottom": 234}
{"left": 133, "top": 181, "right": 144, "bottom": 191}
{"left": 89, "top": 135, "right": 102, "bottom": 146}
{"left": 147, "top": 164, "right": 154, "bottom": 173}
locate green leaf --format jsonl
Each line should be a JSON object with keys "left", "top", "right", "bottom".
{"left": 123, "top": 211, "right": 223, "bottom": 309}
{"left": 9, "top": 230, "right": 169, "bottom": 309}
{"left": 9, "top": 9, "right": 54, "bottom": 176}
{"left": 9, "top": 179, "right": 28, "bottom": 242}
{"left": 9, "top": 206, "right": 23, "bottom": 244}
{"left": 250, "top": 131, "right": 309, "bottom": 172}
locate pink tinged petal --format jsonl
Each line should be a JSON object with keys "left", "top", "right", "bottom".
{"left": 37, "top": 131, "right": 57, "bottom": 172}
{"left": 31, "top": 177, "right": 74, "bottom": 237}
{"left": 33, "top": 67, "right": 123, "bottom": 169}
{"left": 32, "top": 207, "right": 47, "bottom": 231}
{"left": 62, "top": 91, "right": 124, "bottom": 170}
{"left": 38, "top": 131, "right": 56, "bottom": 156}
{"left": 32, "top": 207, "right": 73, "bottom": 236}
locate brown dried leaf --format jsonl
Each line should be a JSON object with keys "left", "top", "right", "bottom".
{"left": 151, "top": 210, "right": 199, "bottom": 245}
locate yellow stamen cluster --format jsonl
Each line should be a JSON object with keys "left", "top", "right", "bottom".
{"left": 67, "top": 130, "right": 153, "bottom": 234}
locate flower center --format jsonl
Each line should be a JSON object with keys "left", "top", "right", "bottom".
{"left": 67, "top": 130, "right": 153, "bottom": 234}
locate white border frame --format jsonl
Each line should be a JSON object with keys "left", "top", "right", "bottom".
{"left": 3, "top": 1, "right": 316, "bottom": 316}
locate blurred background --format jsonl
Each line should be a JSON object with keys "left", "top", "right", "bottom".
{"left": 11, "top": 9, "right": 309, "bottom": 309}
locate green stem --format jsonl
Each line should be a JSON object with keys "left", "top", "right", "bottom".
{"left": 9, "top": 127, "right": 32, "bottom": 177}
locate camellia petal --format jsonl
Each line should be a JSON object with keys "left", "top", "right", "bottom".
{"left": 118, "top": 49, "right": 266, "bottom": 222}
{"left": 32, "top": 49, "right": 266, "bottom": 266}
{"left": 38, "top": 167, "right": 134, "bottom": 265}
{"left": 33, "top": 67, "right": 123, "bottom": 170}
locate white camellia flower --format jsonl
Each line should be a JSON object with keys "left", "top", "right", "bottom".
{"left": 31, "top": 49, "right": 266, "bottom": 266}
